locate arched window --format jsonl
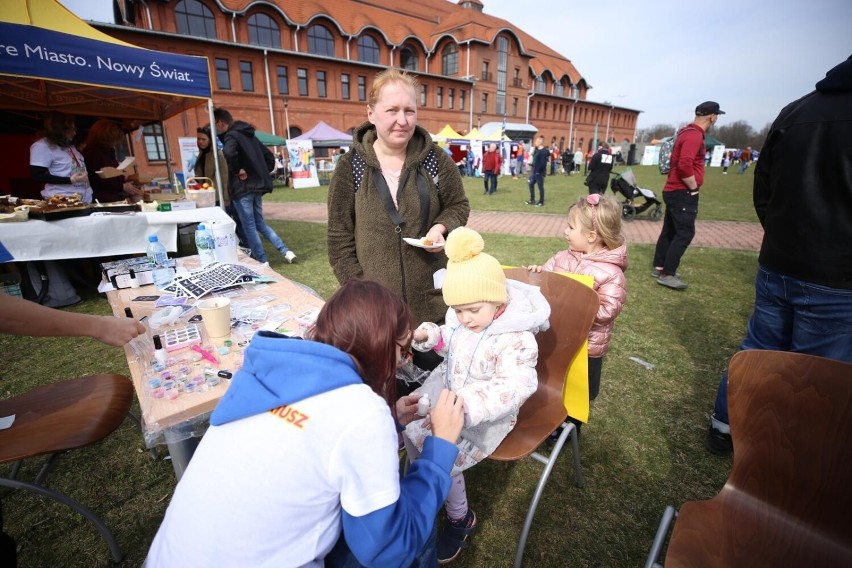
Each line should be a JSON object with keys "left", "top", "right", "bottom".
{"left": 400, "top": 46, "right": 418, "bottom": 71}
{"left": 357, "top": 35, "right": 380, "bottom": 65}
{"left": 175, "top": 0, "right": 216, "bottom": 39}
{"left": 307, "top": 24, "right": 334, "bottom": 57}
{"left": 288, "top": 126, "right": 303, "bottom": 138}
{"left": 441, "top": 43, "right": 458, "bottom": 76}
{"left": 247, "top": 13, "right": 280, "bottom": 48}
{"left": 535, "top": 76, "right": 546, "bottom": 93}
{"left": 555, "top": 80, "right": 564, "bottom": 97}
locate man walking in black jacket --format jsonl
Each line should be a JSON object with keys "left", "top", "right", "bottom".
{"left": 214, "top": 108, "right": 296, "bottom": 265}
{"left": 525, "top": 136, "right": 548, "bottom": 207}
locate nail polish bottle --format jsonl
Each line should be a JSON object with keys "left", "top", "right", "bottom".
{"left": 129, "top": 268, "right": 140, "bottom": 289}
{"left": 153, "top": 334, "right": 168, "bottom": 367}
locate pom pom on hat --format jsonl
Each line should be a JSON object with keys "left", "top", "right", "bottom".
{"left": 442, "top": 227, "right": 507, "bottom": 306}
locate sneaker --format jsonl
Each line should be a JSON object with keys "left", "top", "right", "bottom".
{"left": 438, "top": 509, "right": 477, "bottom": 564}
{"left": 284, "top": 250, "right": 297, "bottom": 263}
{"left": 657, "top": 274, "right": 688, "bottom": 290}
{"left": 535, "top": 202, "right": 544, "bottom": 207}
{"left": 706, "top": 424, "right": 733, "bottom": 455}
{"left": 525, "top": 200, "right": 536, "bottom": 205}
{"left": 651, "top": 268, "right": 680, "bottom": 278}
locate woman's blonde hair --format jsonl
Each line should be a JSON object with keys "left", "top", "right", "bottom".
{"left": 367, "top": 68, "right": 419, "bottom": 109}
{"left": 569, "top": 194, "right": 624, "bottom": 250}
{"left": 85, "top": 119, "right": 124, "bottom": 148}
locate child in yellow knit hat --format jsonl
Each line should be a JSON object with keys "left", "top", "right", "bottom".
{"left": 403, "top": 226, "right": 550, "bottom": 563}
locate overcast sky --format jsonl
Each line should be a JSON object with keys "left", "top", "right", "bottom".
{"left": 59, "top": 0, "right": 851, "bottom": 130}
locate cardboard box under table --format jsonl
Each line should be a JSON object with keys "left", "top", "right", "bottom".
{"left": 105, "top": 253, "right": 324, "bottom": 479}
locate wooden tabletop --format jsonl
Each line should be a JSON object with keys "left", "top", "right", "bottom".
{"left": 105, "top": 252, "right": 324, "bottom": 441}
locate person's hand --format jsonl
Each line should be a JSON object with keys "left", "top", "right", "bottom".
{"left": 238, "top": 169, "right": 248, "bottom": 181}
{"left": 395, "top": 393, "right": 421, "bottom": 426}
{"left": 91, "top": 317, "right": 146, "bottom": 347}
{"left": 123, "top": 182, "right": 145, "bottom": 196}
{"left": 412, "top": 328, "right": 428, "bottom": 343}
{"left": 70, "top": 172, "right": 88, "bottom": 184}
{"left": 430, "top": 389, "right": 465, "bottom": 444}
{"left": 524, "top": 265, "right": 544, "bottom": 273}
{"left": 423, "top": 224, "right": 446, "bottom": 252}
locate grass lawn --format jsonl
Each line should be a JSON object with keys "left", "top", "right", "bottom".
{"left": 0, "top": 214, "right": 755, "bottom": 567}
{"left": 268, "top": 164, "right": 759, "bottom": 223}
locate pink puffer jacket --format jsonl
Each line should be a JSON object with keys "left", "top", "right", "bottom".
{"left": 542, "top": 244, "right": 628, "bottom": 357}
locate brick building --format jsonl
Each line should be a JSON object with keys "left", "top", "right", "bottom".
{"left": 96, "top": 0, "right": 639, "bottom": 176}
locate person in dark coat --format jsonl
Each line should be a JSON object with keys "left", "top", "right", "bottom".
{"left": 585, "top": 143, "right": 614, "bottom": 195}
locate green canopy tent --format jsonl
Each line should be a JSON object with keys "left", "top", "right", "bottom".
{"left": 255, "top": 130, "right": 288, "bottom": 146}
{"left": 704, "top": 134, "right": 725, "bottom": 149}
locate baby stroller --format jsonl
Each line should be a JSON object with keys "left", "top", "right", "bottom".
{"left": 609, "top": 168, "right": 663, "bottom": 221}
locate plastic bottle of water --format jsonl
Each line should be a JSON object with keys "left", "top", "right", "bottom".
{"left": 195, "top": 223, "right": 216, "bottom": 267}
{"left": 146, "top": 235, "right": 172, "bottom": 288}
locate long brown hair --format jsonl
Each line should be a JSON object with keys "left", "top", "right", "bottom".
{"left": 42, "top": 112, "right": 75, "bottom": 147}
{"left": 308, "top": 279, "right": 411, "bottom": 408}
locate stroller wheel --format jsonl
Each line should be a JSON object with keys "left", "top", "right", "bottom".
{"left": 622, "top": 204, "right": 637, "bottom": 221}
{"left": 650, "top": 204, "right": 664, "bottom": 221}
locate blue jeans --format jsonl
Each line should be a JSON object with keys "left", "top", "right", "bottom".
{"left": 653, "top": 190, "right": 699, "bottom": 275}
{"left": 483, "top": 172, "right": 498, "bottom": 194}
{"left": 528, "top": 172, "right": 544, "bottom": 203}
{"left": 232, "top": 193, "right": 290, "bottom": 263}
{"left": 712, "top": 265, "right": 852, "bottom": 424}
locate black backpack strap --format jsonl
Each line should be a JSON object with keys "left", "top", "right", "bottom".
{"left": 351, "top": 150, "right": 367, "bottom": 192}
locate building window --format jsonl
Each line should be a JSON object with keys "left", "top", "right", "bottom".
{"left": 276, "top": 65, "right": 288, "bottom": 95}
{"left": 535, "top": 77, "right": 546, "bottom": 93}
{"left": 247, "top": 13, "right": 280, "bottom": 48}
{"left": 420, "top": 84, "right": 427, "bottom": 107}
{"left": 298, "top": 68, "right": 308, "bottom": 96}
{"left": 357, "top": 35, "right": 380, "bottom": 65}
{"left": 496, "top": 36, "right": 508, "bottom": 116}
{"left": 448, "top": 88, "right": 454, "bottom": 110}
{"left": 307, "top": 24, "right": 334, "bottom": 57}
{"left": 436, "top": 87, "right": 443, "bottom": 108}
{"left": 240, "top": 61, "right": 254, "bottom": 92}
{"left": 175, "top": 0, "right": 216, "bottom": 39}
{"left": 143, "top": 123, "right": 167, "bottom": 161}
{"left": 481, "top": 61, "right": 490, "bottom": 82}
{"left": 341, "top": 74, "right": 350, "bottom": 100}
{"left": 441, "top": 43, "right": 458, "bottom": 76}
{"left": 317, "top": 70, "right": 327, "bottom": 98}
{"left": 459, "top": 89, "right": 465, "bottom": 111}
{"left": 215, "top": 58, "right": 231, "bottom": 90}
{"left": 357, "top": 75, "right": 366, "bottom": 101}
{"left": 512, "top": 97, "right": 518, "bottom": 116}
{"left": 400, "top": 46, "right": 418, "bottom": 71}
{"left": 481, "top": 92, "right": 488, "bottom": 114}
{"left": 555, "top": 81, "right": 564, "bottom": 97}
{"left": 570, "top": 85, "right": 579, "bottom": 99}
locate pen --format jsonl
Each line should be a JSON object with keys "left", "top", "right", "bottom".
{"left": 191, "top": 344, "right": 219, "bottom": 364}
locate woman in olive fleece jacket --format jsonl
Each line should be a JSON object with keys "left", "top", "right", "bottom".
{"left": 327, "top": 121, "right": 470, "bottom": 326}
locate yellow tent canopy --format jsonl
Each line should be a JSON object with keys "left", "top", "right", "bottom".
{"left": 431, "top": 124, "right": 463, "bottom": 141}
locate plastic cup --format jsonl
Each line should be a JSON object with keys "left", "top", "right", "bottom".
{"left": 196, "top": 297, "right": 231, "bottom": 338}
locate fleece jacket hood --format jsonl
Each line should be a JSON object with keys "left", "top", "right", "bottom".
{"left": 210, "top": 332, "right": 364, "bottom": 425}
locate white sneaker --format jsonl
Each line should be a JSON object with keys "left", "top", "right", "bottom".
{"left": 284, "top": 250, "right": 297, "bottom": 263}
{"left": 259, "top": 262, "right": 270, "bottom": 269}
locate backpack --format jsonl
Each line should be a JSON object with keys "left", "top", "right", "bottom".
{"left": 659, "top": 127, "right": 697, "bottom": 175}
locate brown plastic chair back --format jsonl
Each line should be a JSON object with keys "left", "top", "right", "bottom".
{"left": 665, "top": 350, "right": 852, "bottom": 566}
{"left": 490, "top": 269, "right": 598, "bottom": 461}
{"left": 0, "top": 373, "right": 133, "bottom": 464}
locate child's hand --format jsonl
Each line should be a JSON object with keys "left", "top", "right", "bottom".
{"left": 395, "top": 394, "right": 422, "bottom": 426}
{"left": 412, "top": 328, "right": 428, "bottom": 343}
{"left": 524, "top": 265, "right": 544, "bottom": 273}
{"left": 430, "top": 389, "right": 465, "bottom": 443}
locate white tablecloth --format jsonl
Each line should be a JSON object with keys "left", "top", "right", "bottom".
{"left": 0, "top": 207, "right": 231, "bottom": 262}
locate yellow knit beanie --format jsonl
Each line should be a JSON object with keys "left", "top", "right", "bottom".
{"left": 442, "top": 227, "right": 507, "bottom": 306}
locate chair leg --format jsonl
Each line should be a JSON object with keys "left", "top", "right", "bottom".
{"left": 644, "top": 505, "right": 678, "bottom": 568}
{"left": 514, "top": 423, "right": 583, "bottom": 568}
{"left": 0, "top": 477, "right": 123, "bottom": 563}
{"left": 34, "top": 453, "right": 61, "bottom": 486}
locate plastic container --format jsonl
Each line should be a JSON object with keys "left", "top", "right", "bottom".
{"left": 207, "top": 218, "right": 239, "bottom": 263}
{"left": 194, "top": 223, "right": 216, "bottom": 267}
{"left": 185, "top": 189, "right": 216, "bottom": 208}
{"left": 146, "top": 235, "right": 173, "bottom": 288}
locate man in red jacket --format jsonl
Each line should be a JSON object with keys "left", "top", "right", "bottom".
{"left": 653, "top": 101, "right": 724, "bottom": 290}
{"left": 481, "top": 143, "right": 502, "bottom": 195}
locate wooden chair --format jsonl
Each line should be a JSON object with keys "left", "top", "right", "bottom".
{"left": 0, "top": 373, "right": 134, "bottom": 563}
{"left": 645, "top": 350, "right": 852, "bottom": 567}
{"left": 489, "top": 268, "right": 598, "bottom": 568}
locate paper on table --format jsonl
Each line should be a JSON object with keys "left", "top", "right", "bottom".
{"left": 0, "top": 415, "right": 15, "bottom": 430}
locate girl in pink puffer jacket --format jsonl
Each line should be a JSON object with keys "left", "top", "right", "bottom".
{"left": 527, "top": 193, "right": 628, "bottom": 403}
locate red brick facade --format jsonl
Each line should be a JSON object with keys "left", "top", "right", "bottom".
{"left": 97, "top": 0, "right": 638, "bottom": 177}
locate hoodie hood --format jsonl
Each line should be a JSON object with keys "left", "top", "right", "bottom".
{"left": 583, "top": 243, "right": 629, "bottom": 272}
{"left": 210, "top": 332, "right": 364, "bottom": 426}
{"left": 352, "top": 121, "right": 434, "bottom": 170}
{"left": 229, "top": 120, "right": 257, "bottom": 139}
{"left": 816, "top": 55, "right": 852, "bottom": 93}
{"left": 444, "top": 279, "right": 551, "bottom": 336}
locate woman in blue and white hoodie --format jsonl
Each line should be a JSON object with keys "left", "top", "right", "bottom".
{"left": 146, "top": 280, "right": 465, "bottom": 568}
